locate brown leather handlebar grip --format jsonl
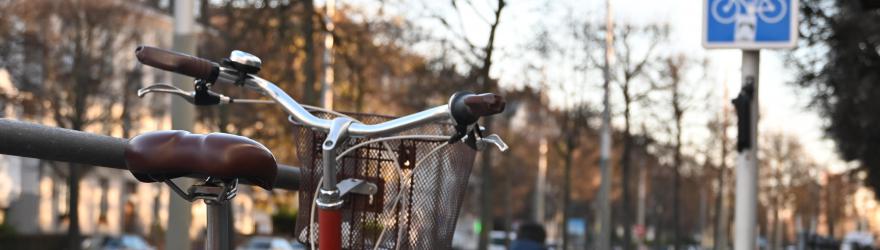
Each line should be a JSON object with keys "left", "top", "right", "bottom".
{"left": 135, "top": 46, "right": 219, "bottom": 81}
{"left": 462, "top": 93, "right": 506, "bottom": 117}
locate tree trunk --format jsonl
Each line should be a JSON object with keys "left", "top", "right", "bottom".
{"left": 713, "top": 164, "right": 726, "bottom": 250}
{"left": 673, "top": 88, "right": 683, "bottom": 250}
{"left": 699, "top": 184, "right": 707, "bottom": 246}
{"left": 771, "top": 166, "right": 782, "bottom": 250}
{"left": 714, "top": 108, "right": 730, "bottom": 250}
{"left": 826, "top": 181, "right": 834, "bottom": 237}
{"left": 302, "top": 0, "right": 317, "bottom": 105}
{"left": 621, "top": 94, "right": 633, "bottom": 250}
{"left": 477, "top": 117, "right": 494, "bottom": 250}
{"left": 562, "top": 136, "right": 574, "bottom": 250}
{"left": 477, "top": 2, "right": 504, "bottom": 250}
{"left": 673, "top": 140, "right": 681, "bottom": 250}
{"left": 67, "top": 35, "right": 87, "bottom": 250}
{"left": 504, "top": 163, "right": 513, "bottom": 248}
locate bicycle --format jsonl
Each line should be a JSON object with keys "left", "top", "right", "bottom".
{"left": 132, "top": 46, "right": 508, "bottom": 250}
{"left": 0, "top": 47, "right": 507, "bottom": 249}
{"left": 0, "top": 45, "right": 505, "bottom": 250}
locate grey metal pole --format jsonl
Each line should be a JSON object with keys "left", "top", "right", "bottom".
{"left": 167, "top": 0, "right": 196, "bottom": 249}
{"left": 320, "top": 0, "right": 335, "bottom": 109}
{"left": 734, "top": 50, "right": 759, "bottom": 250}
{"left": 205, "top": 201, "right": 233, "bottom": 250}
{"left": 595, "top": 0, "right": 614, "bottom": 249}
{"left": 534, "top": 137, "right": 547, "bottom": 223}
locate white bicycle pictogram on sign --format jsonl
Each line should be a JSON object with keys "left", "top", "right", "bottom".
{"left": 711, "top": 0, "right": 787, "bottom": 24}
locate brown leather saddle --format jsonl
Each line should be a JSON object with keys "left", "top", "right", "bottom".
{"left": 124, "top": 130, "right": 277, "bottom": 190}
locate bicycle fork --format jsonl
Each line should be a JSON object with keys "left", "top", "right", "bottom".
{"left": 313, "top": 117, "right": 384, "bottom": 250}
{"left": 314, "top": 118, "right": 354, "bottom": 250}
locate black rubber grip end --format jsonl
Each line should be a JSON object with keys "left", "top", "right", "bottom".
{"left": 449, "top": 92, "right": 506, "bottom": 126}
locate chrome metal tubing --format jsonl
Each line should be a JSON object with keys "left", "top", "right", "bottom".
{"left": 321, "top": 118, "right": 352, "bottom": 191}
{"left": 247, "top": 76, "right": 333, "bottom": 130}
{"left": 315, "top": 118, "right": 351, "bottom": 209}
{"left": 346, "top": 105, "right": 451, "bottom": 137}
{"left": 205, "top": 200, "right": 233, "bottom": 250}
{"left": 216, "top": 69, "right": 453, "bottom": 137}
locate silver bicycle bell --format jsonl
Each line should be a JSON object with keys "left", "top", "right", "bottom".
{"left": 227, "top": 50, "right": 262, "bottom": 74}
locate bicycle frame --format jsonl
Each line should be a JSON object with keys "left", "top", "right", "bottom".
{"left": 211, "top": 61, "right": 463, "bottom": 250}
{"left": 241, "top": 79, "right": 453, "bottom": 250}
{"left": 133, "top": 47, "right": 506, "bottom": 250}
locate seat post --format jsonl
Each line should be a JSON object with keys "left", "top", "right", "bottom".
{"left": 163, "top": 178, "right": 238, "bottom": 250}
{"left": 205, "top": 199, "right": 233, "bottom": 250}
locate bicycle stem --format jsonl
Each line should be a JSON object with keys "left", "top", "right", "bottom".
{"left": 315, "top": 117, "right": 354, "bottom": 208}
{"left": 312, "top": 118, "right": 356, "bottom": 250}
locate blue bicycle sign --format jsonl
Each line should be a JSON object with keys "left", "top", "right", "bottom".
{"left": 703, "top": 0, "right": 798, "bottom": 49}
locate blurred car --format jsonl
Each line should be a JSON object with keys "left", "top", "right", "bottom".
{"left": 237, "top": 236, "right": 295, "bottom": 250}
{"left": 82, "top": 234, "right": 154, "bottom": 250}
{"left": 489, "top": 230, "right": 515, "bottom": 250}
{"left": 841, "top": 231, "right": 874, "bottom": 250}
{"left": 289, "top": 239, "right": 307, "bottom": 250}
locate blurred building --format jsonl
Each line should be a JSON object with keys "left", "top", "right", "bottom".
{"left": 0, "top": 2, "right": 277, "bottom": 241}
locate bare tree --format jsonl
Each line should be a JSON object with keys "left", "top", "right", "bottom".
{"left": 704, "top": 109, "right": 733, "bottom": 250}
{"left": 0, "top": 1, "right": 143, "bottom": 249}
{"left": 611, "top": 24, "right": 667, "bottom": 249}
{"left": 574, "top": 20, "right": 669, "bottom": 249}
{"left": 431, "top": 1, "right": 507, "bottom": 249}
{"left": 657, "top": 53, "right": 708, "bottom": 249}
{"left": 302, "top": 0, "right": 318, "bottom": 105}
{"left": 759, "top": 132, "right": 816, "bottom": 250}
{"left": 553, "top": 103, "right": 592, "bottom": 250}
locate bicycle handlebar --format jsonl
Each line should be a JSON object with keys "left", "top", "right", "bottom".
{"left": 462, "top": 93, "right": 506, "bottom": 116}
{"left": 0, "top": 119, "right": 300, "bottom": 190}
{"left": 449, "top": 92, "right": 506, "bottom": 126}
{"left": 135, "top": 46, "right": 506, "bottom": 137}
{"left": 135, "top": 46, "right": 219, "bottom": 82}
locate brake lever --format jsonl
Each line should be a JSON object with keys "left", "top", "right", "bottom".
{"left": 478, "top": 134, "right": 509, "bottom": 152}
{"left": 461, "top": 133, "right": 509, "bottom": 152}
{"left": 137, "top": 84, "right": 195, "bottom": 104}
{"left": 230, "top": 99, "right": 274, "bottom": 104}
{"left": 137, "top": 84, "right": 274, "bottom": 105}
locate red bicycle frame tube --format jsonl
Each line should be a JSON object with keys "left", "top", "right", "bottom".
{"left": 319, "top": 208, "right": 342, "bottom": 250}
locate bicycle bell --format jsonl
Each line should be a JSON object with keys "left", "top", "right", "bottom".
{"left": 225, "top": 50, "right": 262, "bottom": 74}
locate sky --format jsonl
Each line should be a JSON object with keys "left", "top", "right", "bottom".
{"left": 341, "top": 0, "right": 848, "bottom": 173}
{"left": 494, "top": 0, "right": 849, "bottom": 173}
{"left": 593, "top": 0, "right": 848, "bottom": 172}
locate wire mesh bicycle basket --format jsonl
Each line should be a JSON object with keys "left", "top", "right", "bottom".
{"left": 293, "top": 111, "right": 477, "bottom": 249}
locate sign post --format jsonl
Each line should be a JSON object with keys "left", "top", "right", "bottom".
{"left": 735, "top": 52, "right": 759, "bottom": 250}
{"left": 167, "top": 0, "right": 196, "bottom": 249}
{"left": 703, "top": 0, "right": 797, "bottom": 249}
